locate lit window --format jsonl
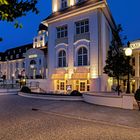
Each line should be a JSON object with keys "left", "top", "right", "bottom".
{"left": 80, "top": 82, "right": 85, "bottom": 91}
{"left": 60, "top": 82, "right": 65, "bottom": 90}
{"left": 58, "top": 50, "right": 66, "bottom": 67}
{"left": 61, "top": 0, "right": 67, "bottom": 9}
{"left": 75, "top": 19, "right": 89, "bottom": 34}
{"left": 77, "top": 47, "right": 88, "bottom": 66}
{"left": 57, "top": 25, "right": 67, "bottom": 39}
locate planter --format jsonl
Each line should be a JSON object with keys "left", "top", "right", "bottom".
{"left": 136, "top": 100, "right": 140, "bottom": 110}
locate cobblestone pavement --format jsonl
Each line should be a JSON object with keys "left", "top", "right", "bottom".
{"left": 0, "top": 95, "right": 140, "bottom": 140}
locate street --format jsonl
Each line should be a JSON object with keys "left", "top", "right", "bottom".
{"left": 0, "top": 95, "right": 140, "bottom": 140}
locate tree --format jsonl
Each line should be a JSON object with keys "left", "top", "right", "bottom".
{"left": 0, "top": 0, "right": 38, "bottom": 22}
{"left": 104, "top": 25, "right": 133, "bottom": 95}
{"left": 0, "top": 0, "right": 39, "bottom": 41}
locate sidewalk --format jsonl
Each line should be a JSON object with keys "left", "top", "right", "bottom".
{"left": 38, "top": 100, "right": 140, "bottom": 129}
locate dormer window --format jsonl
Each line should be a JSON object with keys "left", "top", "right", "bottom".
{"left": 35, "top": 38, "right": 37, "bottom": 42}
{"left": 61, "top": 0, "right": 67, "bottom": 9}
{"left": 40, "top": 37, "right": 43, "bottom": 40}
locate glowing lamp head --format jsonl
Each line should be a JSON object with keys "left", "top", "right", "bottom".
{"left": 125, "top": 48, "right": 132, "bottom": 56}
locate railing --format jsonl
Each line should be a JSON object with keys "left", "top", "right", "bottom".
{"left": 0, "top": 83, "right": 20, "bottom": 89}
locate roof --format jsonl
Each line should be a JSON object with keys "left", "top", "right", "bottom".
{"left": 38, "top": 23, "right": 48, "bottom": 31}
{"left": 0, "top": 44, "right": 33, "bottom": 61}
{"left": 43, "top": 0, "right": 103, "bottom": 21}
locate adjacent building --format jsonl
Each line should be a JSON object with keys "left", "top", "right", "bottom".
{"left": 0, "top": 24, "right": 48, "bottom": 81}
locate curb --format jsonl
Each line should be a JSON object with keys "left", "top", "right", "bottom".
{"left": 18, "top": 92, "right": 83, "bottom": 101}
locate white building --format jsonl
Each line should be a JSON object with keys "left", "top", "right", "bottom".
{"left": 0, "top": 24, "right": 48, "bottom": 81}
{"left": 42, "top": 0, "right": 116, "bottom": 92}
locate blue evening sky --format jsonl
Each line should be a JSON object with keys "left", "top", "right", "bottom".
{"left": 0, "top": 0, "right": 140, "bottom": 52}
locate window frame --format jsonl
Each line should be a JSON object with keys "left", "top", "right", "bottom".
{"left": 77, "top": 47, "right": 88, "bottom": 66}
{"left": 56, "top": 25, "right": 68, "bottom": 39}
{"left": 58, "top": 50, "right": 66, "bottom": 68}
{"left": 75, "top": 19, "right": 89, "bottom": 35}
{"left": 61, "top": 0, "right": 67, "bottom": 9}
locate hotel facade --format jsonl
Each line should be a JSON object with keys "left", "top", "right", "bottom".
{"left": 42, "top": 0, "right": 116, "bottom": 92}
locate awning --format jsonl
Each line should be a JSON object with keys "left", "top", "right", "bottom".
{"left": 71, "top": 73, "right": 89, "bottom": 80}
{"left": 51, "top": 74, "right": 68, "bottom": 80}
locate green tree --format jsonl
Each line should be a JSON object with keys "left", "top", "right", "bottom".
{"left": 104, "top": 25, "right": 133, "bottom": 95}
{"left": 0, "top": 0, "right": 39, "bottom": 41}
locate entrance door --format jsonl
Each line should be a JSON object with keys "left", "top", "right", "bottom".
{"left": 75, "top": 80, "right": 90, "bottom": 92}
{"left": 80, "top": 81, "right": 86, "bottom": 92}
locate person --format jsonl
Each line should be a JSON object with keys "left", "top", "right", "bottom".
{"left": 2, "top": 74, "right": 6, "bottom": 83}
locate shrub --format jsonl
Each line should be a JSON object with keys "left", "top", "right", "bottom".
{"left": 36, "top": 75, "right": 42, "bottom": 79}
{"left": 70, "top": 90, "right": 82, "bottom": 96}
{"left": 135, "top": 88, "right": 140, "bottom": 101}
{"left": 20, "top": 86, "right": 31, "bottom": 93}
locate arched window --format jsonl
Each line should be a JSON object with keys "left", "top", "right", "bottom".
{"left": 58, "top": 50, "right": 66, "bottom": 67}
{"left": 30, "top": 60, "right": 36, "bottom": 69}
{"left": 78, "top": 47, "right": 88, "bottom": 66}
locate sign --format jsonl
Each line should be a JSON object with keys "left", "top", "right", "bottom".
{"left": 29, "top": 54, "right": 38, "bottom": 58}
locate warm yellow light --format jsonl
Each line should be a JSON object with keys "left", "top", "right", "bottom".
{"left": 125, "top": 48, "right": 132, "bottom": 56}
{"left": 53, "top": 3, "right": 57, "bottom": 12}
{"left": 70, "top": 0, "right": 75, "bottom": 6}
{"left": 108, "top": 78, "right": 113, "bottom": 84}
{"left": 29, "top": 54, "right": 38, "bottom": 58}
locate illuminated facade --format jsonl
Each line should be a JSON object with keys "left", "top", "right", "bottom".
{"left": 42, "top": 0, "right": 116, "bottom": 92}
{"left": 0, "top": 24, "right": 48, "bottom": 80}
{"left": 127, "top": 39, "right": 140, "bottom": 93}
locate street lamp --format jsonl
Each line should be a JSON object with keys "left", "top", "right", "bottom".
{"left": 125, "top": 44, "right": 132, "bottom": 93}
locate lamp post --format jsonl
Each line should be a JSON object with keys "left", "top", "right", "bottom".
{"left": 125, "top": 44, "right": 132, "bottom": 93}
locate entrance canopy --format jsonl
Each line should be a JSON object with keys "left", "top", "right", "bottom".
{"left": 71, "top": 73, "right": 89, "bottom": 80}
{"left": 51, "top": 74, "right": 68, "bottom": 80}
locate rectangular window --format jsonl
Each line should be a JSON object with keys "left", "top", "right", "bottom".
{"left": 61, "top": 0, "right": 67, "bottom": 9}
{"left": 57, "top": 25, "right": 68, "bottom": 39}
{"left": 60, "top": 82, "right": 65, "bottom": 90}
{"left": 75, "top": 19, "right": 89, "bottom": 34}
